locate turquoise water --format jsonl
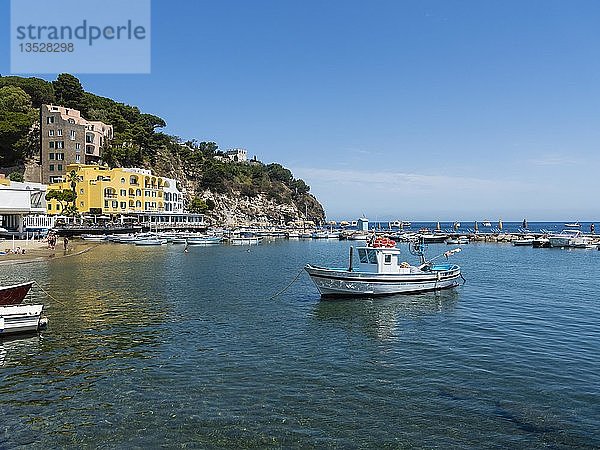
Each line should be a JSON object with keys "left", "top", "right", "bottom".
{"left": 0, "top": 240, "right": 599, "bottom": 448}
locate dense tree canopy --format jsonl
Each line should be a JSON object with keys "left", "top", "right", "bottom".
{"left": 0, "top": 74, "right": 318, "bottom": 219}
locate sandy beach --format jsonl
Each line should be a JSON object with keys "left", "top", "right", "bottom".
{"left": 0, "top": 239, "right": 96, "bottom": 265}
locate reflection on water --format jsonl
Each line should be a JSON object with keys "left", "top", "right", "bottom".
{"left": 0, "top": 240, "right": 598, "bottom": 447}
{"left": 312, "top": 289, "right": 460, "bottom": 340}
{"left": 0, "top": 335, "right": 43, "bottom": 367}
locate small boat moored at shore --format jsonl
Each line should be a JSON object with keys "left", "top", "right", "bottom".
{"left": 0, "top": 304, "right": 48, "bottom": 335}
{"left": 305, "top": 236, "right": 463, "bottom": 298}
{"left": 0, "top": 281, "right": 34, "bottom": 306}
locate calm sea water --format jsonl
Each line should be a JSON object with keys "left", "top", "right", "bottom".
{"left": 0, "top": 239, "right": 599, "bottom": 448}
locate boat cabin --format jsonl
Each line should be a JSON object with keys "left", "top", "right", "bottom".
{"left": 356, "top": 246, "right": 410, "bottom": 274}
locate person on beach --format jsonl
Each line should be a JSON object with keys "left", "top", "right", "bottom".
{"left": 63, "top": 237, "right": 69, "bottom": 251}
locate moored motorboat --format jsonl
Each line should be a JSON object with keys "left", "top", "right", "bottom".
{"left": 532, "top": 237, "right": 550, "bottom": 248}
{"left": 548, "top": 229, "right": 588, "bottom": 248}
{"left": 347, "top": 232, "right": 369, "bottom": 241}
{"left": 134, "top": 238, "right": 167, "bottom": 246}
{"left": 186, "top": 236, "right": 222, "bottom": 245}
{"left": 513, "top": 237, "right": 535, "bottom": 246}
{"left": 0, "top": 304, "right": 48, "bottom": 335}
{"left": 80, "top": 234, "right": 108, "bottom": 242}
{"left": 305, "top": 236, "right": 463, "bottom": 298}
{"left": 0, "top": 281, "right": 34, "bottom": 306}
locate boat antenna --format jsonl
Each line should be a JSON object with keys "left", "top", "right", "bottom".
{"left": 409, "top": 237, "right": 427, "bottom": 265}
{"left": 348, "top": 246, "right": 353, "bottom": 272}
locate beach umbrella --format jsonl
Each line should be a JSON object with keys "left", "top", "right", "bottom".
{"left": 522, "top": 218, "right": 528, "bottom": 229}
{"left": 498, "top": 219, "right": 503, "bottom": 231}
{"left": 436, "top": 221, "right": 441, "bottom": 231}
{"left": 474, "top": 221, "right": 479, "bottom": 232}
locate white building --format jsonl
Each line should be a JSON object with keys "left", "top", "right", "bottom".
{"left": 162, "top": 176, "right": 184, "bottom": 213}
{"left": 225, "top": 148, "right": 247, "bottom": 163}
{"left": 0, "top": 178, "right": 53, "bottom": 233}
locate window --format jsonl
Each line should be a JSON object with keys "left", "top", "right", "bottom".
{"left": 75, "top": 154, "right": 81, "bottom": 163}
{"left": 56, "top": 153, "right": 64, "bottom": 160}
{"left": 136, "top": 189, "right": 141, "bottom": 196}
{"left": 136, "top": 200, "right": 141, "bottom": 207}
{"left": 57, "top": 129, "right": 62, "bottom": 136}
{"left": 48, "top": 130, "right": 54, "bottom": 136}
{"left": 46, "top": 116, "right": 54, "bottom": 124}
{"left": 49, "top": 164, "right": 55, "bottom": 171}
{"left": 358, "top": 249, "right": 377, "bottom": 264}
{"left": 384, "top": 255, "right": 392, "bottom": 265}
{"left": 120, "top": 189, "right": 127, "bottom": 196}
{"left": 49, "top": 142, "right": 55, "bottom": 149}
{"left": 120, "top": 178, "right": 125, "bottom": 184}
{"left": 47, "top": 204, "right": 52, "bottom": 210}
{"left": 86, "top": 134, "right": 94, "bottom": 143}
{"left": 57, "top": 164, "right": 63, "bottom": 171}
{"left": 120, "top": 202, "right": 126, "bottom": 209}
{"left": 80, "top": 201, "right": 84, "bottom": 207}
{"left": 56, "top": 141, "right": 64, "bottom": 149}
{"left": 112, "top": 201, "right": 118, "bottom": 208}
{"left": 86, "top": 145, "right": 95, "bottom": 154}
{"left": 68, "top": 118, "right": 75, "bottom": 124}
{"left": 49, "top": 153, "right": 55, "bottom": 160}
{"left": 75, "top": 143, "right": 81, "bottom": 151}
{"left": 80, "top": 188, "right": 84, "bottom": 194}
{"left": 70, "top": 130, "right": 76, "bottom": 140}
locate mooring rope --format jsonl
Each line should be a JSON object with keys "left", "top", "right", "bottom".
{"left": 33, "top": 279, "right": 67, "bottom": 306}
{"left": 268, "top": 267, "right": 304, "bottom": 300}
{"left": 460, "top": 273, "right": 467, "bottom": 285}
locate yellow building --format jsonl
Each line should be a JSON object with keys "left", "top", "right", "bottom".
{"left": 46, "top": 164, "right": 175, "bottom": 216}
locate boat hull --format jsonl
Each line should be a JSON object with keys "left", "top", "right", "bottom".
{"left": 0, "top": 304, "right": 47, "bottom": 335}
{"left": 0, "top": 282, "right": 34, "bottom": 306}
{"left": 186, "top": 237, "right": 221, "bottom": 245}
{"left": 305, "top": 265, "right": 461, "bottom": 297}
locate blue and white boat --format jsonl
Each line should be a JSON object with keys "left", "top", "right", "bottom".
{"left": 305, "top": 237, "right": 463, "bottom": 298}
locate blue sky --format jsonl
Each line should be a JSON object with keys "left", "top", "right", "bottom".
{"left": 3, "top": 0, "right": 600, "bottom": 221}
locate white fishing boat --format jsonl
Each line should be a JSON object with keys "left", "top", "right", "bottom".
{"left": 0, "top": 304, "right": 48, "bottom": 335}
{"left": 287, "top": 231, "right": 301, "bottom": 239}
{"left": 305, "top": 236, "right": 463, "bottom": 297}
